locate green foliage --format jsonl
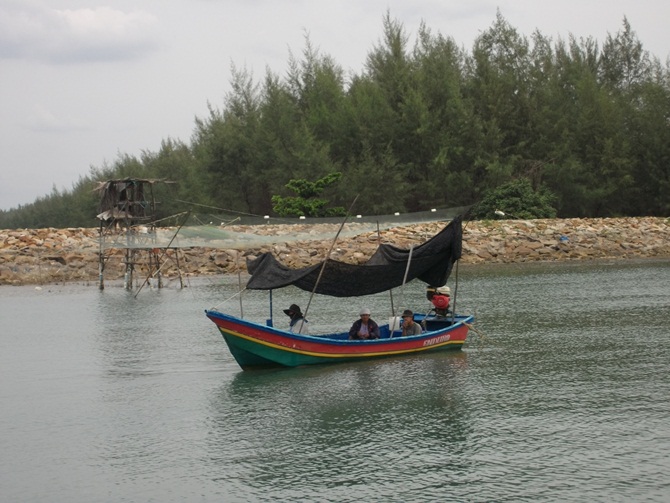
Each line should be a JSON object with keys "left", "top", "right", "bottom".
{"left": 3, "top": 12, "right": 670, "bottom": 229}
{"left": 470, "top": 178, "right": 557, "bottom": 219}
{"left": 271, "top": 173, "right": 346, "bottom": 217}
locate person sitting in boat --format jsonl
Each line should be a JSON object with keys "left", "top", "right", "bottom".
{"left": 426, "top": 285, "right": 451, "bottom": 317}
{"left": 349, "top": 308, "right": 380, "bottom": 340}
{"left": 400, "top": 309, "right": 422, "bottom": 336}
{"left": 283, "top": 304, "right": 309, "bottom": 334}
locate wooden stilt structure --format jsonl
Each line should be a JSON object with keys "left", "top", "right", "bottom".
{"left": 95, "top": 178, "right": 184, "bottom": 291}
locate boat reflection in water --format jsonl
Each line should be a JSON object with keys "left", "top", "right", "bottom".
{"left": 205, "top": 351, "right": 474, "bottom": 500}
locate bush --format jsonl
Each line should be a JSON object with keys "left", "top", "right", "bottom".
{"left": 271, "top": 173, "right": 346, "bottom": 217}
{"left": 470, "top": 178, "right": 557, "bottom": 220}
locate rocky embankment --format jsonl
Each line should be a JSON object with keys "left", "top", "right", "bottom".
{"left": 1, "top": 217, "right": 668, "bottom": 286}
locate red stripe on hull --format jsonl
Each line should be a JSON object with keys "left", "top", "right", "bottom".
{"left": 206, "top": 311, "right": 470, "bottom": 358}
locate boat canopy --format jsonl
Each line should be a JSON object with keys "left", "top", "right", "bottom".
{"left": 245, "top": 215, "right": 463, "bottom": 297}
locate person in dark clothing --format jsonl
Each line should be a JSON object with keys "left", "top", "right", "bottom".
{"left": 348, "top": 308, "right": 380, "bottom": 340}
{"left": 283, "top": 304, "right": 309, "bottom": 334}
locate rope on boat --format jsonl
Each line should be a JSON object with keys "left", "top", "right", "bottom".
{"left": 464, "top": 322, "right": 491, "bottom": 342}
{"left": 209, "top": 288, "right": 247, "bottom": 311}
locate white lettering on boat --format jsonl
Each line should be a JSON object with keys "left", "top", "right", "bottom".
{"left": 423, "top": 334, "right": 451, "bottom": 346}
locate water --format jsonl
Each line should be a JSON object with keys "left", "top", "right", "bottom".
{"left": 1, "top": 260, "right": 669, "bottom": 502}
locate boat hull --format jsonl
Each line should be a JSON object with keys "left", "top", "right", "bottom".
{"left": 205, "top": 309, "right": 473, "bottom": 370}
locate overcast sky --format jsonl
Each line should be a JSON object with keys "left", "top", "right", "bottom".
{"left": 1, "top": 0, "right": 668, "bottom": 211}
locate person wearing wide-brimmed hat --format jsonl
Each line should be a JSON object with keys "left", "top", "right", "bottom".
{"left": 348, "top": 308, "right": 380, "bottom": 340}
{"left": 283, "top": 304, "right": 309, "bottom": 334}
{"left": 400, "top": 309, "right": 422, "bottom": 336}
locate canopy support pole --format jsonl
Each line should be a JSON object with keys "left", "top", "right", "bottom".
{"left": 399, "top": 245, "right": 414, "bottom": 310}
{"left": 303, "top": 195, "right": 359, "bottom": 321}
{"left": 451, "top": 216, "right": 469, "bottom": 325}
{"left": 378, "top": 222, "right": 396, "bottom": 318}
{"left": 451, "top": 259, "right": 459, "bottom": 326}
{"left": 389, "top": 245, "right": 414, "bottom": 338}
{"left": 238, "top": 268, "right": 244, "bottom": 319}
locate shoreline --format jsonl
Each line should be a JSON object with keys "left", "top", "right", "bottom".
{"left": 1, "top": 217, "right": 669, "bottom": 286}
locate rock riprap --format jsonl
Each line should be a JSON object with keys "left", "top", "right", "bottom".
{"left": 1, "top": 217, "right": 668, "bottom": 286}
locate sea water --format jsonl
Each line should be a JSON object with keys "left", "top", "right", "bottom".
{"left": 1, "top": 260, "right": 669, "bottom": 502}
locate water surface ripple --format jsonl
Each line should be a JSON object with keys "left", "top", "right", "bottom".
{"left": 1, "top": 260, "right": 669, "bottom": 502}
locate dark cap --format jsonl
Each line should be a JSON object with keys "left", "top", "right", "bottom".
{"left": 283, "top": 304, "right": 302, "bottom": 316}
{"left": 401, "top": 309, "right": 414, "bottom": 318}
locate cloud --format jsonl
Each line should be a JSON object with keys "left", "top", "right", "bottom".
{"left": 22, "top": 103, "right": 89, "bottom": 133}
{"left": 0, "top": 1, "right": 161, "bottom": 64}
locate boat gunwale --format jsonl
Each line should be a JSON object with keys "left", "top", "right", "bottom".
{"left": 204, "top": 308, "right": 473, "bottom": 346}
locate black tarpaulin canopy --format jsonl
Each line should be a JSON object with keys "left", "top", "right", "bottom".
{"left": 245, "top": 215, "right": 463, "bottom": 297}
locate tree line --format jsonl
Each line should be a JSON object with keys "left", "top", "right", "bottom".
{"left": 2, "top": 11, "right": 668, "bottom": 229}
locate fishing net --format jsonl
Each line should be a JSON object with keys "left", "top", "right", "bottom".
{"left": 98, "top": 206, "right": 470, "bottom": 251}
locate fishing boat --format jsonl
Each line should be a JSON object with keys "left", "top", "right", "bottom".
{"left": 205, "top": 215, "right": 474, "bottom": 370}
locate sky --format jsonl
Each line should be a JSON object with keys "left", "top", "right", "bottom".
{"left": 1, "top": 0, "right": 668, "bottom": 211}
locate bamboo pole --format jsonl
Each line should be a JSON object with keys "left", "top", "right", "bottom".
{"left": 303, "top": 195, "right": 359, "bottom": 321}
